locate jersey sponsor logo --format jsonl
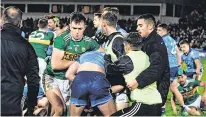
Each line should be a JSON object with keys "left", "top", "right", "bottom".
{"left": 182, "top": 86, "right": 198, "bottom": 98}
{"left": 62, "top": 51, "right": 79, "bottom": 61}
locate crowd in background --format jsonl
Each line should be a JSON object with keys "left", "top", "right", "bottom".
{"left": 21, "top": 9, "right": 206, "bottom": 50}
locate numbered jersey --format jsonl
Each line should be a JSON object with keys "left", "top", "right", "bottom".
{"left": 45, "top": 30, "right": 99, "bottom": 80}
{"left": 178, "top": 78, "right": 200, "bottom": 105}
{"left": 29, "top": 30, "right": 54, "bottom": 59}
{"left": 162, "top": 34, "right": 178, "bottom": 68}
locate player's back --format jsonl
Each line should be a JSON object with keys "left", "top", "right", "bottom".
{"left": 78, "top": 51, "right": 105, "bottom": 73}
{"left": 29, "top": 30, "right": 54, "bottom": 59}
{"left": 162, "top": 34, "right": 178, "bottom": 68}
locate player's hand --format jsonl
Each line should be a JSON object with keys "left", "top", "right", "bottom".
{"left": 126, "top": 79, "right": 138, "bottom": 90}
{"left": 94, "top": 32, "right": 107, "bottom": 45}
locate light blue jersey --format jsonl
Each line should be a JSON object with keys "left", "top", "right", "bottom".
{"left": 78, "top": 51, "right": 105, "bottom": 70}
{"left": 181, "top": 49, "right": 203, "bottom": 73}
{"left": 162, "top": 34, "right": 178, "bottom": 68}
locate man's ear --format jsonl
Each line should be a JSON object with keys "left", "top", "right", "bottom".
{"left": 148, "top": 23, "right": 154, "bottom": 30}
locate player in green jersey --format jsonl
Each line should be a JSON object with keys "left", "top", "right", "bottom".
{"left": 42, "top": 12, "right": 99, "bottom": 116}
{"left": 27, "top": 18, "right": 54, "bottom": 115}
{"left": 177, "top": 68, "right": 206, "bottom": 115}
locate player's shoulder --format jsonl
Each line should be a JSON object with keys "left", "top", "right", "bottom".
{"left": 56, "top": 30, "right": 71, "bottom": 41}
{"left": 82, "top": 36, "right": 94, "bottom": 42}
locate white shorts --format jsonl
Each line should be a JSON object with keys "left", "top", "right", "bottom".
{"left": 186, "top": 96, "right": 201, "bottom": 109}
{"left": 43, "top": 74, "right": 71, "bottom": 102}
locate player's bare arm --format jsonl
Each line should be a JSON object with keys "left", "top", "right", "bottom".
{"left": 65, "top": 62, "right": 80, "bottom": 81}
{"left": 51, "top": 48, "right": 75, "bottom": 70}
{"left": 194, "top": 59, "right": 201, "bottom": 74}
{"left": 176, "top": 46, "right": 182, "bottom": 66}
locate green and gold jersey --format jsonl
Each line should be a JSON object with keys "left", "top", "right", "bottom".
{"left": 178, "top": 78, "right": 200, "bottom": 105}
{"left": 29, "top": 30, "right": 54, "bottom": 59}
{"left": 45, "top": 30, "right": 100, "bottom": 80}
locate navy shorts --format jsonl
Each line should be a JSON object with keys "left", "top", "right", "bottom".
{"left": 170, "top": 67, "right": 178, "bottom": 82}
{"left": 70, "top": 71, "right": 112, "bottom": 107}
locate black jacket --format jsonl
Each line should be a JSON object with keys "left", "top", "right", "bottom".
{"left": 1, "top": 23, "right": 40, "bottom": 115}
{"left": 105, "top": 32, "right": 126, "bottom": 87}
{"left": 135, "top": 30, "right": 170, "bottom": 105}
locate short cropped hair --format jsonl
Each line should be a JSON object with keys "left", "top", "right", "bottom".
{"left": 125, "top": 32, "right": 143, "bottom": 49}
{"left": 94, "top": 12, "right": 102, "bottom": 19}
{"left": 179, "top": 39, "right": 190, "bottom": 45}
{"left": 138, "top": 13, "right": 156, "bottom": 27}
{"left": 70, "top": 11, "right": 86, "bottom": 24}
{"left": 103, "top": 7, "right": 119, "bottom": 15}
{"left": 38, "top": 18, "right": 48, "bottom": 29}
{"left": 102, "top": 12, "right": 117, "bottom": 27}
{"left": 157, "top": 23, "right": 168, "bottom": 31}
{"left": 3, "top": 6, "right": 22, "bottom": 26}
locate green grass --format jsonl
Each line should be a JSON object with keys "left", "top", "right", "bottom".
{"left": 165, "top": 59, "right": 206, "bottom": 116}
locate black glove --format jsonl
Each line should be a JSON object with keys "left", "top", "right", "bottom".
{"left": 94, "top": 32, "right": 108, "bottom": 45}
{"left": 104, "top": 54, "right": 112, "bottom": 63}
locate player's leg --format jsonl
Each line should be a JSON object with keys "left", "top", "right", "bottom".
{"left": 89, "top": 71, "right": 116, "bottom": 116}
{"left": 170, "top": 94, "right": 178, "bottom": 114}
{"left": 70, "top": 71, "right": 89, "bottom": 116}
{"left": 42, "top": 74, "right": 65, "bottom": 116}
{"left": 97, "top": 99, "right": 116, "bottom": 116}
{"left": 170, "top": 67, "right": 187, "bottom": 114}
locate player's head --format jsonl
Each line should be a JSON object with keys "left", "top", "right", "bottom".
{"left": 3, "top": 6, "right": 22, "bottom": 27}
{"left": 93, "top": 12, "right": 102, "bottom": 28}
{"left": 137, "top": 14, "right": 156, "bottom": 38}
{"left": 179, "top": 39, "right": 190, "bottom": 54}
{"left": 124, "top": 32, "right": 143, "bottom": 54}
{"left": 69, "top": 11, "right": 86, "bottom": 40}
{"left": 47, "top": 15, "right": 60, "bottom": 30}
{"left": 38, "top": 18, "right": 48, "bottom": 29}
{"left": 101, "top": 12, "right": 117, "bottom": 35}
{"left": 0, "top": 6, "right": 5, "bottom": 25}
{"left": 157, "top": 23, "right": 168, "bottom": 37}
{"left": 103, "top": 7, "right": 119, "bottom": 15}
{"left": 177, "top": 68, "right": 187, "bottom": 85}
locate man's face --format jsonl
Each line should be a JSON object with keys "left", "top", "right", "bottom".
{"left": 70, "top": 21, "right": 86, "bottom": 40}
{"left": 48, "top": 19, "right": 56, "bottom": 30}
{"left": 178, "top": 75, "right": 186, "bottom": 85}
{"left": 136, "top": 19, "right": 150, "bottom": 38}
{"left": 180, "top": 43, "right": 190, "bottom": 54}
{"left": 157, "top": 27, "right": 167, "bottom": 37}
{"left": 101, "top": 20, "right": 107, "bottom": 35}
{"left": 93, "top": 16, "right": 100, "bottom": 28}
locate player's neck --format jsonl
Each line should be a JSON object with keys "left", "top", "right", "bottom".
{"left": 107, "top": 27, "right": 117, "bottom": 36}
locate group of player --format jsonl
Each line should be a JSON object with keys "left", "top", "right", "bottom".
{"left": 17, "top": 6, "right": 206, "bottom": 116}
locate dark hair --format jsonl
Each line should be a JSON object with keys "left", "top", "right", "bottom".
{"left": 38, "top": 18, "right": 48, "bottom": 29}
{"left": 47, "top": 15, "right": 60, "bottom": 27}
{"left": 70, "top": 12, "right": 86, "bottom": 24}
{"left": 94, "top": 12, "right": 102, "bottom": 19}
{"left": 102, "top": 12, "right": 117, "bottom": 27}
{"left": 179, "top": 39, "right": 190, "bottom": 45}
{"left": 3, "top": 6, "right": 22, "bottom": 26}
{"left": 157, "top": 23, "right": 168, "bottom": 31}
{"left": 138, "top": 13, "right": 156, "bottom": 26}
{"left": 125, "top": 32, "right": 143, "bottom": 49}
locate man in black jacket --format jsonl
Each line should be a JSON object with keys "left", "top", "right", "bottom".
{"left": 126, "top": 14, "right": 170, "bottom": 116}
{"left": 1, "top": 6, "right": 40, "bottom": 116}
